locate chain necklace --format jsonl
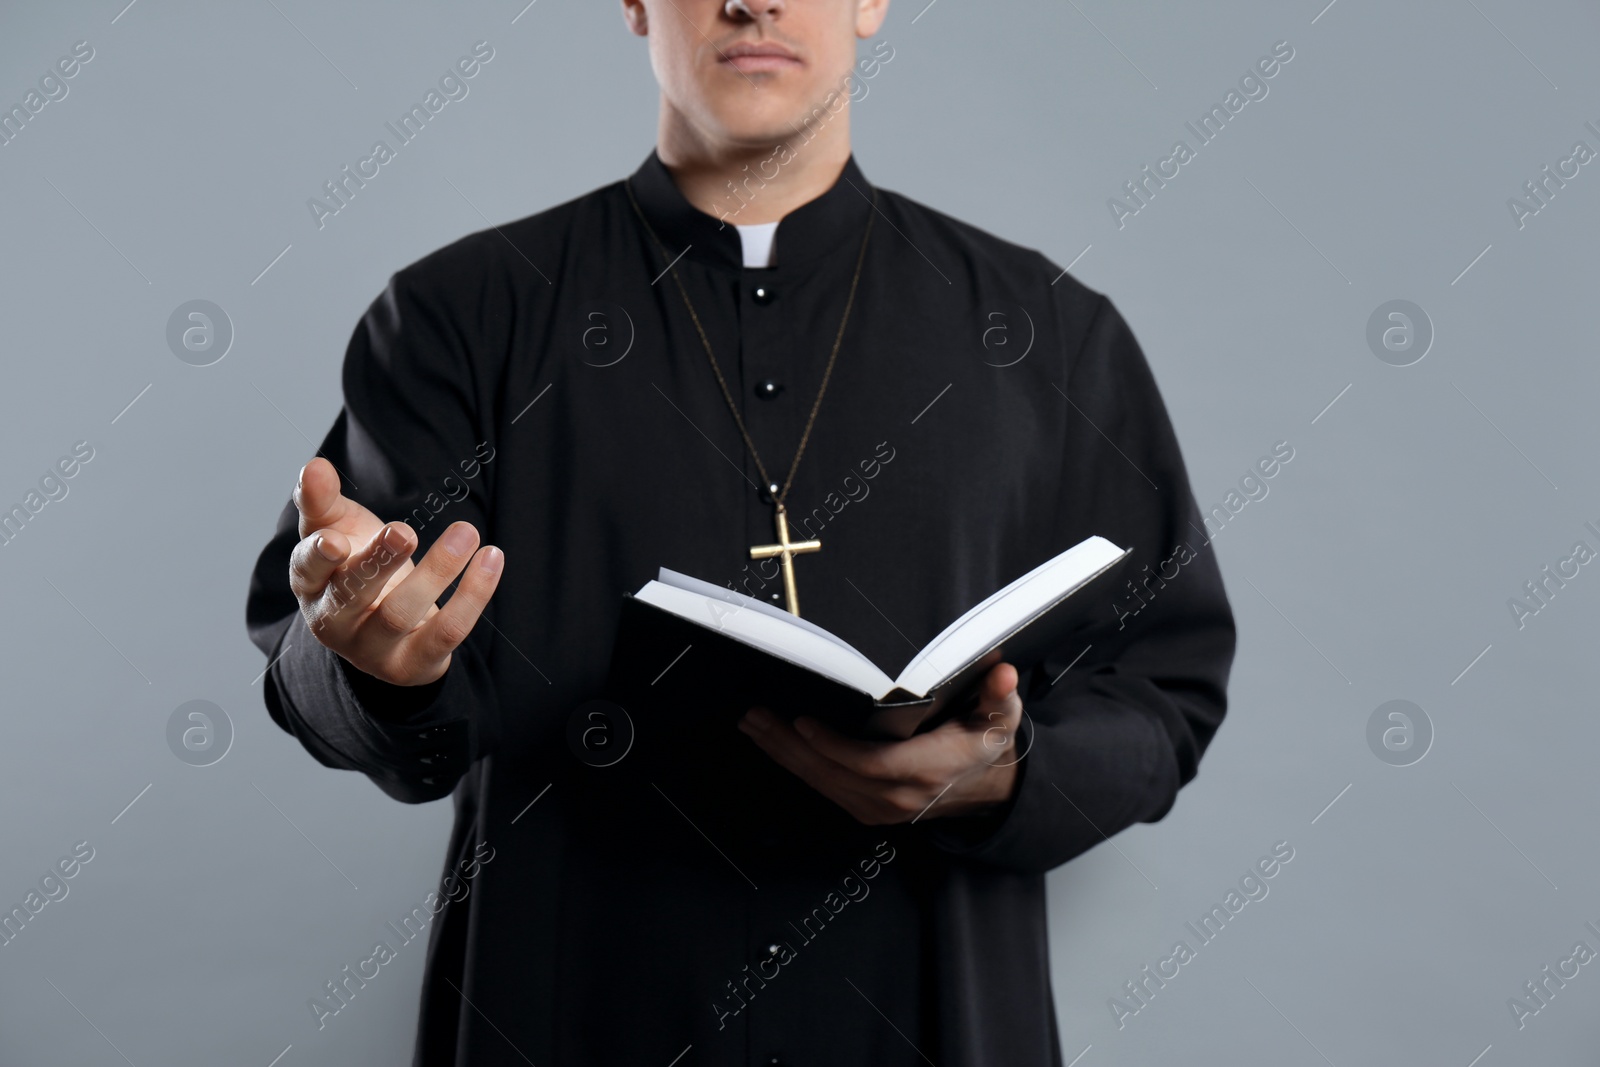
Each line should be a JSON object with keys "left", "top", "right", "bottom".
{"left": 624, "top": 176, "right": 878, "bottom": 616}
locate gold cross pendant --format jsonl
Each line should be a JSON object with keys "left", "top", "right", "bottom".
{"left": 749, "top": 503, "right": 821, "bottom": 617}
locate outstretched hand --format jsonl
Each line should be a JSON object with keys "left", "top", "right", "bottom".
{"left": 287, "top": 457, "right": 504, "bottom": 686}
{"left": 738, "top": 661, "right": 1024, "bottom": 825}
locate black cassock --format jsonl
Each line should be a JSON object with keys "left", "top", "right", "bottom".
{"left": 246, "top": 150, "right": 1235, "bottom": 1067}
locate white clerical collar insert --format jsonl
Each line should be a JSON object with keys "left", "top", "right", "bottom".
{"left": 734, "top": 220, "right": 779, "bottom": 268}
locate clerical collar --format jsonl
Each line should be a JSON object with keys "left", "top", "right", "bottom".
{"left": 735, "top": 221, "right": 778, "bottom": 268}
{"left": 627, "top": 148, "right": 874, "bottom": 273}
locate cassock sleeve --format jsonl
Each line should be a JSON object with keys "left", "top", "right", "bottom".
{"left": 923, "top": 291, "right": 1236, "bottom": 875}
{"left": 244, "top": 267, "right": 507, "bottom": 805}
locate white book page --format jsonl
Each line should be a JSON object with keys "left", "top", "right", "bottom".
{"left": 636, "top": 569, "right": 896, "bottom": 697}
{"left": 894, "top": 536, "right": 1126, "bottom": 697}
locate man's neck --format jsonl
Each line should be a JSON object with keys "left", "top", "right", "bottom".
{"left": 656, "top": 107, "right": 852, "bottom": 227}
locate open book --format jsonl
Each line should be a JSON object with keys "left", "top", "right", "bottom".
{"left": 603, "top": 535, "right": 1129, "bottom": 738}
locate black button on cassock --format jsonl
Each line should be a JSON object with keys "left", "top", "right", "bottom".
{"left": 755, "top": 379, "right": 783, "bottom": 400}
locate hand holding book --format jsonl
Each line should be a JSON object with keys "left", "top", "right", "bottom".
{"left": 737, "top": 659, "right": 1024, "bottom": 824}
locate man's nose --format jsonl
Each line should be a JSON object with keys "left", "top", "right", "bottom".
{"left": 724, "top": 0, "right": 785, "bottom": 21}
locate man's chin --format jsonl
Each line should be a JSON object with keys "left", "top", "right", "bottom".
{"left": 705, "top": 113, "right": 828, "bottom": 152}
{"left": 695, "top": 91, "right": 835, "bottom": 141}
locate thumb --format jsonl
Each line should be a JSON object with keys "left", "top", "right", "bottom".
{"left": 982, "top": 661, "right": 1019, "bottom": 704}
{"left": 971, "top": 661, "right": 1022, "bottom": 760}
{"left": 294, "top": 457, "right": 345, "bottom": 537}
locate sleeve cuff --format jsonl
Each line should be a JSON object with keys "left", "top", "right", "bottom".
{"left": 334, "top": 651, "right": 451, "bottom": 723}
{"left": 919, "top": 698, "right": 1174, "bottom": 875}
{"left": 919, "top": 713, "right": 1036, "bottom": 858}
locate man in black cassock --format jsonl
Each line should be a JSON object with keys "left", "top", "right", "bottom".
{"left": 245, "top": 1, "right": 1235, "bottom": 1064}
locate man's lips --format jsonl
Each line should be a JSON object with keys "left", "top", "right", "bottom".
{"left": 720, "top": 43, "right": 802, "bottom": 73}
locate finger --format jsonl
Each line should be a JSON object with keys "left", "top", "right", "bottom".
{"left": 404, "top": 544, "right": 505, "bottom": 669}
{"left": 966, "top": 661, "right": 1024, "bottom": 763}
{"left": 967, "top": 661, "right": 1022, "bottom": 730}
{"left": 981, "top": 661, "right": 1020, "bottom": 704}
{"left": 369, "top": 522, "right": 481, "bottom": 636}
{"left": 740, "top": 708, "right": 872, "bottom": 797}
{"left": 327, "top": 522, "right": 416, "bottom": 621}
{"left": 294, "top": 457, "right": 357, "bottom": 539}
{"left": 790, "top": 715, "right": 920, "bottom": 782}
{"left": 743, "top": 710, "right": 941, "bottom": 824}
{"left": 288, "top": 527, "right": 351, "bottom": 602}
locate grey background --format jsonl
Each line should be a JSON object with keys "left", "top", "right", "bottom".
{"left": 1, "top": 0, "right": 1596, "bottom": 1063}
